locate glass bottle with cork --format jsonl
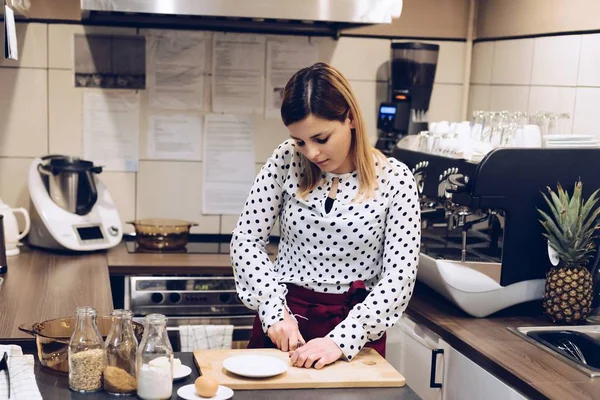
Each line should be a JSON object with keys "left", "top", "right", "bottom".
{"left": 136, "top": 313, "right": 174, "bottom": 400}
{"left": 104, "top": 309, "right": 138, "bottom": 395}
{"left": 68, "top": 306, "right": 106, "bottom": 392}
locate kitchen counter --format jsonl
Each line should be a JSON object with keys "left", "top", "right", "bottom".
{"left": 0, "top": 246, "right": 112, "bottom": 339}
{"left": 107, "top": 241, "right": 277, "bottom": 274}
{"left": 34, "top": 352, "right": 419, "bottom": 399}
{"left": 406, "top": 283, "right": 600, "bottom": 400}
{"left": 2, "top": 244, "right": 600, "bottom": 399}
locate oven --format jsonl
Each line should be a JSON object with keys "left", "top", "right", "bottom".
{"left": 125, "top": 276, "right": 254, "bottom": 351}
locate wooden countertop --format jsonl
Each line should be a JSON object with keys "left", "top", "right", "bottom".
{"left": 107, "top": 241, "right": 278, "bottom": 274}
{"left": 406, "top": 283, "right": 600, "bottom": 400}
{"left": 0, "top": 247, "right": 113, "bottom": 339}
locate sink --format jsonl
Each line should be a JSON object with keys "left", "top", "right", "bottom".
{"left": 509, "top": 325, "right": 600, "bottom": 377}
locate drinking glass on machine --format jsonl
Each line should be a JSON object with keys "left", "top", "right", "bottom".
{"left": 470, "top": 110, "right": 485, "bottom": 142}
{"left": 557, "top": 113, "right": 571, "bottom": 135}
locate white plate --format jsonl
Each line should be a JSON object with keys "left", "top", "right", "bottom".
{"left": 177, "top": 384, "right": 234, "bottom": 400}
{"left": 544, "top": 134, "right": 595, "bottom": 141}
{"left": 546, "top": 142, "right": 599, "bottom": 148}
{"left": 173, "top": 365, "right": 192, "bottom": 380}
{"left": 222, "top": 354, "right": 288, "bottom": 378}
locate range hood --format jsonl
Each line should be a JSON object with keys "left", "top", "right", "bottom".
{"left": 81, "top": 0, "right": 403, "bottom": 38}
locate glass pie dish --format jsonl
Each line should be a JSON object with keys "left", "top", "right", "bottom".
{"left": 127, "top": 219, "right": 197, "bottom": 251}
{"left": 19, "top": 316, "right": 144, "bottom": 373}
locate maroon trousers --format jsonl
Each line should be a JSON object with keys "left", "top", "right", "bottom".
{"left": 247, "top": 281, "right": 386, "bottom": 357}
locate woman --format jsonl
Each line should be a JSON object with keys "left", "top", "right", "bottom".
{"left": 230, "top": 62, "right": 420, "bottom": 370}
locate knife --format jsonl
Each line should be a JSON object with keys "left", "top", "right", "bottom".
{"left": 0, "top": 351, "right": 9, "bottom": 399}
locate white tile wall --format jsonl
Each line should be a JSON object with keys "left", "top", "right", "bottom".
{"left": 136, "top": 161, "right": 220, "bottom": 233}
{"left": 320, "top": 37, "right": 391, "bottom": 81}
{"left": 0, "top": 158, "right": 34, "bottom": 210}
{"left": 470, "top": 42, "right": 494, "bottom": 84}
{"left": 429, "top": 84, "right": 464, "bottom": 122}
{"left": 0, "top": 68, "right": 48, "bottom": 157}
{"left": 0, "top": 23, "right": 47, "bottom": 68}
{"left": 472, "top": 33, "right": 600, "bottom": 138}
{"left": 467, "top": 85, "right": 491, "bottom": 117}
{"left": 578, "top": 34, "right": 600, "bottom": 87}
{"left": 48, "top": 69, "right": 83, "bottom": 156}
{"left": 100, "top": 172, "right": 136, "bottom": 233}
{"left": 573, "top": 88, "right": 600, "bottom": 138}
{"left": 531, "top": 35, "right": 581, "bottom": 86}
{"left": 432, "top": 41, "right": 466, "bottom": 84}
{"left": 491, "top": 39, "right": 534, "bottom": 85}
{"left": 2, "top": 22, "right": 465, "bottom": 235}
{"left": 489, "top": 86, "right": 530, "bottom": 112}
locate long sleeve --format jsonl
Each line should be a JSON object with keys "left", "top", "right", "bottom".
{"left": 230, "top": 142, "right": 292, "bottom": 333}
{"left": 327, "top": 160, "right": 421, "bottom": 360}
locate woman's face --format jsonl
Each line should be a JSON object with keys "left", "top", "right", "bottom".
{"left": 288, "top": 114, "right": 355, "bottom": 174}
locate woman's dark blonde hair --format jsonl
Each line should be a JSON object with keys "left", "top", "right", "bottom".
{"left": 280, "top": 62, "right": 386, "bottom": 200}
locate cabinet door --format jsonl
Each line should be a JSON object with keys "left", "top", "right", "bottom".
{"left": 441, "top": 339, "right": 528, "bottom": 400}
{"left": 398, "top": 315, "right": 444, "bottom": 400}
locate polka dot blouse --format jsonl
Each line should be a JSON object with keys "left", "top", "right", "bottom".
{"left": 230, "top": 140, "right": 421, "bottom": 360}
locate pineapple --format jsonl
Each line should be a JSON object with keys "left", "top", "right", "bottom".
{"left": 538, "top": 180, "right": 600, "bottom": 324}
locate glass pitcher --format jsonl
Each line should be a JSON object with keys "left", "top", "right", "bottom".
{"left": 104, "top": 309, "right": 138, "bottom": 395}
{"left": 136, "top": 314, "right": 174, "bottom": 400}
{"left": 68, "top": 306, "right": 106, "bottom": 393}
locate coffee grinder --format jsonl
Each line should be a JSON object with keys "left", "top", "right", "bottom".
{"left": 376, "top": 42, "right": 440, "bottom": 155}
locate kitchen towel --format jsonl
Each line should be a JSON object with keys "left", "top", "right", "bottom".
{"left": 179, "top": 325, "right": 234, "bottom": 352}
{"left": 0, "top": 345, "right": 43, "bottom": 400}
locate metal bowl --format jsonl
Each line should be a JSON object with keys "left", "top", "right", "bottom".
{"left": 127, "top": 218, "right": 197, "bottom": 251}
{"left": 19, "top": 316, "right": 144, "bottom": 374}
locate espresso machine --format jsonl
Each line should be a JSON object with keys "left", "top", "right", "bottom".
{"left": 376, "top": 42, "right": 440, "bottom": 156}
{"left": 394, "top": 145, "right": 600, "bottom": 317}
{"left": 28, "top": 155, "right": 123, "bottom": 251}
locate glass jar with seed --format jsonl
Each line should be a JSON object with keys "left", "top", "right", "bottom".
{"left": 104, "top": 309, "right": 138, "bottom": 395}
{"left": 68, "top": 306, "right": 106, "bottom": 393}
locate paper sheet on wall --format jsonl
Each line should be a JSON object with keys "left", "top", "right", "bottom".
{"left": 146, "top": 30, "right": 207, "bottom": 111}
{"left": 147, "top": 114, "right": 202, "bottom": 160}
{"left": 202, "top": 114, "right": 255, "bottom": 215}
{"left": 265, "top": 38, "right": 318, "bottom": 118}
{"left": 83, "top": 91, "right": 140, "bottom": 172}
{"left": 212, "top": 33, "right": 266, "bottom": 114}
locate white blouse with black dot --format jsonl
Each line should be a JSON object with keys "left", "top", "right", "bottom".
{"left": 230, "top": 140, "right": 421, "bottom": 360}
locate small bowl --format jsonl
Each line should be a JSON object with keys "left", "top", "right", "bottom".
{"left": 19, "top": 316, "right": 144, "bottom": 374}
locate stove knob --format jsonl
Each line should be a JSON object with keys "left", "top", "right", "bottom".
{"left": 108, "top": 226, "right": 119, "bottom": 236}
{"left": 151, "top": 293, "right": 164, "bottom": 304}
{"left": 169, "top": 293, "right": 182, "bottom": 304}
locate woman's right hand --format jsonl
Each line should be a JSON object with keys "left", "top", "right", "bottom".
{"left": 267, "top": 309, "right": 305, "bottom": 352}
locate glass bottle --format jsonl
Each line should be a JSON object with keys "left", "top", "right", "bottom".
{"left": 104, "top": 309, "right": 138, "bottom": 395}
{"left": 136, "top": 314, "right": 174, "bottom": 400}
{"left": 68, "top": 306, "right": 106, "bottom": 393}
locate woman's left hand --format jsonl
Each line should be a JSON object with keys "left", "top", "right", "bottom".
{"left": 289, "top": 337, "right": 343, "bottom": 369}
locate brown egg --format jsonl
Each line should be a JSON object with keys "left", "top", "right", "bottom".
{"left": 194, "top": 376, "right": 219, "bottom": 398}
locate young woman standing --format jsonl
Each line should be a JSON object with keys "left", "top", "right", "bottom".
{"left": 230, "top": 62, "right": 420, "bottom": 369}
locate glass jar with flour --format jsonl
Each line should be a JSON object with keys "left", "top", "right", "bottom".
{"left": 136, "top": 314, "right": 173, "bottom": 400}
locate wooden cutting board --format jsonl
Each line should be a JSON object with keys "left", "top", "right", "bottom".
{"left": 193, "top": 348, "right": 405, "bottom": 390}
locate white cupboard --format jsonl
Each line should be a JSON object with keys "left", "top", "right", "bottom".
{"left": 386, "top": 315, "right": 529, "bottom": 400}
